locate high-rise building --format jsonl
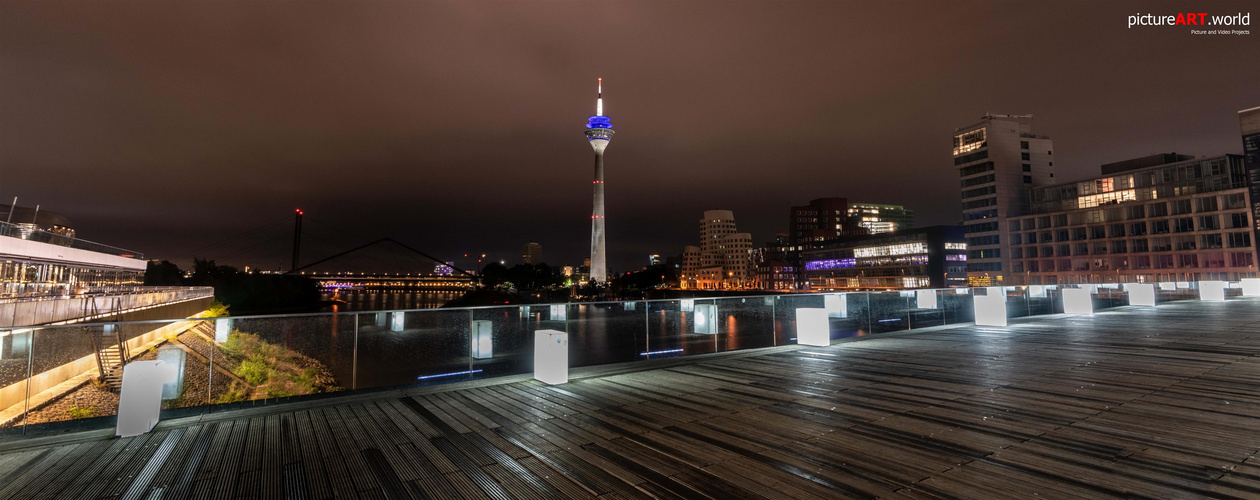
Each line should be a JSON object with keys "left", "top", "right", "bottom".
{"left": 680, "top": 210, "right": 754, "bottom": 289}
{"left": 521, "top": 242, "right": 542, "bottom": 265}
{"left": 789, "top": 198, "right": 861, "bottom": 246}
{"left": 953, "top": 114, "right": 1055, "bottom": 286}
{"left": 585, "top": 78, "right": 614, "bottom": 283}
{"left": 847, "top": 203, "right": 915, "bottom": 234}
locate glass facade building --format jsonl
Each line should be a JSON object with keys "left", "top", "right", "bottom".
{"left": 801, "top": 226, "right": 967, "bottom": 290}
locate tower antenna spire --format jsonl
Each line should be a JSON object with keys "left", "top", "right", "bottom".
{"left": 596, "top": 78, "right": 603, "bottom": 116}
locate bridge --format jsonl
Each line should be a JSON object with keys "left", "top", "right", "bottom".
{"left": 303, "top": 272, "right": 474, "bottom": 291}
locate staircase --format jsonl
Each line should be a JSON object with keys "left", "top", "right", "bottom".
{"left": 88, "top": 298, "right": 130, "bottom": 392}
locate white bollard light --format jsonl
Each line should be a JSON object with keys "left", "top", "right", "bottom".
{"left": 471, "top": 320, "right": 492, "bottom": 359}
{"left": 915, "top": 290, "right": 938, "bottom": 309}
{"left": 1126, "top": 283, "right": 1156, "bottom": 306}
{"left": 533, "top": 329, "right": 568, "bottom": 385}
{"left": 1158, "top": 282, "right": 1176, "bottom": 291}
{"left": 985, "top": 287, "right": 1007, "bottom": 302}
{"left": 1199, "top": 281, "right": 1226, "bottom": 302}
{"left": 391, "top": 312, "right": 405, "bottom": 332}
{"left": 1242, "top": 278, "right": 1260, "bottom": 297}
{"left": 795, "top": 308, "right": 830, "bottom": 346}
{"left": 214, "top": 318, "right": 233, "bottom": 343}
{"left": 117, "top": 360, "right": 177, "bottom": 437}
{"left": 680, "top": 299, "right": 694, "bottom": 312}
{"left": 1176, "top": 281, "right": 1191, "bottom": 289}
{"left": 974, "top": 293, "right": 1007, "bottom": 326}
{"left": 1028, "top": 285, "right": 1046, "bottom": 298}
{"left": 156, "top": 346, "right": 186, "bottom": 400}
{"left": 1062, "top": 288, "right": 1094, "bottom": 315}
{"left": 693, "top": 304, "right": 718, "bottom": 334}
{"left": 824, "top": 294, "right": 847, "bottom": 318}
{"left": 956, "top": 288, "right": 970, "bottom": 294}
{"left": 549, "top": 304, "right": 567, "bottom": 321}
{"left": 624, "top": 301, "right": 636, "bottom": 311}
{"left": 375, "top": 312, "right": 386, "bottom": 327}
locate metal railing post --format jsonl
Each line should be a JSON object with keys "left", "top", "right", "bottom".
{"left": 352, "top": 314, "right": 360, "bottom": 391}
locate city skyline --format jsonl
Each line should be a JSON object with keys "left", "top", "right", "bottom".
{"left": 2, "top": 1, "right": 1256, "bottom": 273}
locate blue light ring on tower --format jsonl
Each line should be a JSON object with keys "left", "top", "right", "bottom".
{"left": 586, "top": 115, "right": 613, "bottom": 129}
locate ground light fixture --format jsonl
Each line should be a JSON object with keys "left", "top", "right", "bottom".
{"left": 1126, "top": 283, "right": 1156, "bottom": 306}
{"left": 116, "top": 360, "right": 178, "bottom": 437}
{"left": 1199, "top": 281, "right": 1226, "bottom": 301}
{"left": 534, "top": 329, "right": 568, "bottom": 384}
{"left": 795, "top": 308, "right": 830, "bottom": 346}
{"left": 1062, "top": 287, "right": 1094, "bottom": 315}
{"left": 974, "top": 291, "right": 1007, "bottom": 326}
{"left": 693, "top": 304, "right": 718, "bottom": 334}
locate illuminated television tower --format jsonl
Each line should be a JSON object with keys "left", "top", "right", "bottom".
{"left": 585, "top": 78, "right": 614, "bottom": 283}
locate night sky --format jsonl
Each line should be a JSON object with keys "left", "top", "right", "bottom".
{"left": 2, "top": 1, "right": 1257, "bottom": 274}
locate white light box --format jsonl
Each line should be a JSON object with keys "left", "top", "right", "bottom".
{"left": 1062, "top": 288, "right": 1093, "bottom": 315}
{"left": 471, "top": 320, "right": 492, "bottom": 359}
{"left": 680, "top": 299, "right": 694, "bottom": 312}
{"left": 624, "top": 301, "right": 636, "bottom": 311}
{"left": 824, "top": 294, "right": 847, "bottom": 318}
{"left": 1199, "top": 281, "right": 1226, "bottom": 302}
{"left": 549, "top": 304, "right": 567, "bottom": 321}
{"left": 156, "top": 346, "right": 186, "bottom": 400}
{"left": 974, "top": 293, "right": 1007, "bottom": 326}
{"left": 534, "top": 329, "right": 569, "bottom": 385}
{"left": 117, "top": 360, "right": 177, "bottom": 437}
{"left": 391, "top": 312, "right": 405, "bottom": 332}
{"left": 375, "top": 312, "right": 386, "bottom": 327}
{"left": 1176, "top": 282, "right": 1191, "bottom": 289}
{"left": 1158, "top": 282, "right": 1176, "bottom": 291}
{"left": 1125, "top": 283, "right": 1156, "bottom": 306}
{"left": 795, "top": 308, "right": 830, "bottom": 346}
{"left": 985, "top": 287, "right": 1007, "bottom": 302}
{"left": 1242, "top": 278, "right": 1260, "bottom": 297}
{"left": 214, "top": 318, "right": 233, "bottom": 343}
{"left": 694, "top": 304, "right": 718, "bottom": 334}
{"left": 915, "top": 290, "right": 938, "bottom": 309}
{"left": 1028, "top": 285, "right": 1046, "bottom": 298}
{"left": 956, "top": 288, "right": 970, "bottom": 295}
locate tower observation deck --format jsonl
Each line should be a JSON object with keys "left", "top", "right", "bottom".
{"left": 585, "top": 78, "right": 614, "bottom": 283}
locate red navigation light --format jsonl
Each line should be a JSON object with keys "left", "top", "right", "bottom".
{"left": 295, "top": 209, "right": 304, "bottom": 215}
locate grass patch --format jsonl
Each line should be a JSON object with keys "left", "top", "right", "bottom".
{"left": 67, "top": 406, "right": 97, "bottom": 419}
{"left": 218, "top": 331, "right": 337, "bottom": 400}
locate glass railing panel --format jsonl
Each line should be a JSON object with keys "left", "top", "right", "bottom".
{"left": 567, "top": 301, "right": 646, "bottom": 368}
{"left": 0, "top": 326, "right": 35, "bottom": 433}
{"left": 643, "top": 299, "right": 687, "bottom": 361}
{"left": 352, "top": 309, "right": 471, "bottom": 389}
{"left": 866, "top": 291, "right": 912, "bottom": 334}
{"left": 706, "top": 296, "right": 775, "bottom": 352}
{"left": 469, "top": 305, "right": 541, "bottom": 380}
{"left": 18, "top": 324, "right": 114, "bottom": 428}
{"left": 213, "top": 314, "right": 353, "bottom": 404}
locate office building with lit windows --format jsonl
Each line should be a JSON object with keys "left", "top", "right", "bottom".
{"left": 954, "top": 115, "right": 1056, "bottom": 286}
{"left": 801, "top": 226, "right": 967, "bottom": 290}
{"left": 847, "top": 203, "right": 915, "bottom": 234}
{"left": 680, "top": 210, "right": 755, "bottom": 289}
{"left": 1006, "top": 154, "right": 1258, "bottom": 284}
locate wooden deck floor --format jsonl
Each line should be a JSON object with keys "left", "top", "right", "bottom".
{"left": 3, "top": 299, "right": 1260, "bottom": 499}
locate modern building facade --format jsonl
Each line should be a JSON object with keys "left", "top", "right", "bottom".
{"left": 585, "top": 78, "right": 613, "bottom": 283}
{"left": 801, "top": 226, "right": 967, "bottom": 290}
{"left": 1240, "top": 106, "right": 1260, "bottom": 235}
{"left": 680, "top": 210, "right": 755, "bottom": 289}
{"left": 1006, "top": 154, "right": 1257, "bottom": 284}
{"left": 0, "top": 218, "right": 146, "bottom": 297}
{"left": 847, "top": 203, "right": 915, "bottom": 234}
{"left": 521, "top": 242, "right": 542, "bottom": 265}
{"left": 953, "top": 114, "right": 1056, "bottom": 286}
{"left": 789, "top": 198, "right": 869, "bottom": 246}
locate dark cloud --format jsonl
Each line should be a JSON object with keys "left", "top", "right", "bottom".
{"left": 2, "top": 1, "right": 1256, "bottom": 272}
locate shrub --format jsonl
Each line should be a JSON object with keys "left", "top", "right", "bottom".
{"left": 67, "top": 406, "right": 96, "bottom": 419}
